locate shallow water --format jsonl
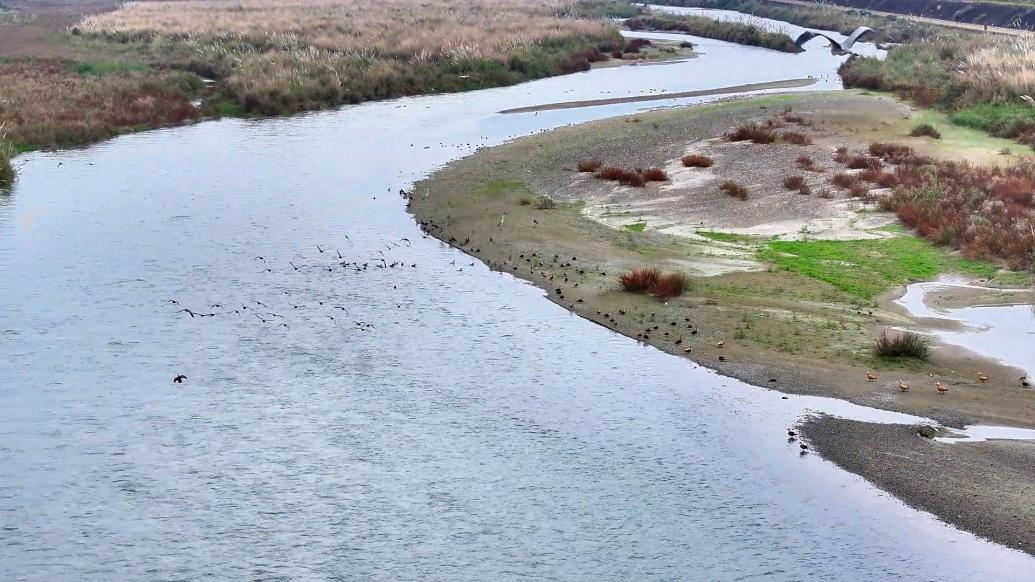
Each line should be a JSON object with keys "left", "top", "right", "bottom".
{"left": 2, "top": 21, "right": 1034, "bottom": 581}
{"left": 896, "top": 280, "right": 1035, "bottom": 377}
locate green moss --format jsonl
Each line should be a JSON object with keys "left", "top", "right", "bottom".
{"left": 625, "top": 222, "right": 647, "bottom": 232}
{"left": 758, "top": 235, "right": 998, "bottom": 301}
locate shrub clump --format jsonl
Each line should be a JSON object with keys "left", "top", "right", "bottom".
{"left": 909, "top": 123, "right": 941, "bottom": 139}
{"left": 796, "top": 155, "right": 818, "bottom": 172}
{"left": 640, "top": 167, "right": 669, "bottom": 182}
{"left": 781, "top": 130, "right": 812, "bottom": 145}
{"left": 875, "top": 330, "right": 930, "bottom": 360}
{"left": 682, "top": 154, "right": 714, "bottom": 167}
{"left": 578, "top": 159, "right": 602, "bottom": 172}
{"left": 830, "top": 172, "right": 859, "bottom": 189}
{"left": 726, "top": 123, "right": 774, "bottom": 144}
{"left": 619, "top": 267, "right": 689, "bottom": 299}
{"left": 720, "top": 180, "right": 749, "bottom": 200}
{"left": 783, "top": 175, "right": 806, "bottom": 190}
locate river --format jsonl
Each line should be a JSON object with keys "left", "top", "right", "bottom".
{"left": 2, "top": 16, "right": 1033, "bottom": 581}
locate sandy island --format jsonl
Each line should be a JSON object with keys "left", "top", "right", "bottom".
{"left": 409, "top": 90, "right": 1035, "bottom": 556}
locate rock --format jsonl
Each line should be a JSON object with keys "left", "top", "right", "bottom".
{"left": 917, "top": 425, "right": 937, "bottom": 439}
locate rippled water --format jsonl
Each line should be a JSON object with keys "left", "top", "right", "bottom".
{"left": 2, "top": 22, "right": 1034, "bottom": 580}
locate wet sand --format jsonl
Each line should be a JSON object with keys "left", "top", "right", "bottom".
{"left": 801, "top": 415, "right": 1035, "bottom": 557}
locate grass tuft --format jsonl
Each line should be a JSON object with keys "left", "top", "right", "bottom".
{"left": 618, "top": 267, "right": 689, "bottom": 299}
{"left": 909, "top": 123, "right": 941, "bottom": 139}
{"left": 781, "top": 130, "right": 811, "bottom": 145}
{"left": 726, "top": 122, "right": 774, "bottom": 144}
{"left": 875, "top": 330, "right": 930, "bottom": 360}
{"left": 640, "top": 167, "right": 668, "bottom": 182}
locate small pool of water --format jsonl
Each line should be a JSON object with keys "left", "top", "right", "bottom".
{"left": 896, "top": 280, "right": 1035, "bottom": 377}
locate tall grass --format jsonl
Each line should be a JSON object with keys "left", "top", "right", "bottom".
{"left": 81, "top": 0, "right": 623, "bottom": 116}
{"left": 624, "top": 13, "right": 800, "bottom": 53}
{"left": 0, "top": 124, "right": 14, "bottom": 188}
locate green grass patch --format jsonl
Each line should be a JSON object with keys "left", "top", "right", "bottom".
{"left": 758, "top": 235, "right": 998, "bottom": 301}
{"left": 696, "top": 230, "right": 760, "bottom": 245}
{"left": 477, "top": 179, "right": 534, "bottom": 199}
{"left": 625, "top": 222, "right": 646, "bottom": 232}
{"left": 72, "top": 61, "right": 150, "bottom": 76}
{"left": 950, "top": 103, "right": 1035, "bottom": 138}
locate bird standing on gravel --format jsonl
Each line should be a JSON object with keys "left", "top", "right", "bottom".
{"left": 977, "top": 373, "right": 989, "bottom": 383}
{"left": 898, "top": 380, "right": 909, "bottom": 392}
{"left": 936, "top": 382, "right": 948, "bottom": 394}
{"left": 867, "top": 371, "right": 878, "bottom": 382}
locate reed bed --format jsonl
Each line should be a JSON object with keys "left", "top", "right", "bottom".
{"left": 875, "top": 330, "right": 930, "bottom": 360}
{"left": 624, "top": 13, "right": 800, "bottom": 53}
{"left": 81, "top": 0, "right": 622, "bottom": 115}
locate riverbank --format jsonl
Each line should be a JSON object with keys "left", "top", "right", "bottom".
{"left": 409, "top": 90, "right": 1035, "bottom": 555}
{"left": 0, "top": 0, "right": 629, "bottom": 152}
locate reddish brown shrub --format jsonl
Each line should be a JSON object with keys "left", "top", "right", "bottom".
{"left": 597, "top": 166, "right": 626, "bottom": 180}
{"left": 859, "top": 169, "right": 898, "bottom": 188}
{"left": 682, "top": 154, "right": 713, "bottom": 167}
{"left": 619, "top": 267, "right": 660, "bottom": 292}
{"left": 781, "top": 131, "right": 812, "bottom": 145}
{"left": 619, "top": 172, "right": 646, "bottom": 187}
{"left": 726, "top": 123, "right": 775, "bottom": 144}
{"left": 848, "top": 182, "right": 869, "bottom": 198}
{"left": 578, "top": 159, "right": 602, "bottom": 172}
{"left": 783, "top": 175, "right": 806, "bottom": 190}
{"left": 640, "top": 167, "right": 668, "bottom": 182}
{"left": 653, "top": 272, "right": 689, "bottom": 299}
{"left": 830, "top": 172, "right": 858, "bottom": 188}
{"left": 796, "top": 155, "right": 818, "bottom": 172}
{"left": 833, "top": 146, "right": 850, "bottom": 164}
{"left": 721, "top": 180, "right": 749, "bottom": 200}
{"left": 846, "top": 155, "right": 882, "bottom": 170}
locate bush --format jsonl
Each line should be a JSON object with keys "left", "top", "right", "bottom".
{"left": 830, "top": 172, "right": 858, "bottom": 188}
{"left": 720, "top": 180, "right": 748, "bottom": 200}
{"left": 726, "top": 123, "right": 774, "bottom": 144}
{"left": 618, "top": 267, "right": 689, "bottom": 299}
{"left": 682, "top": 154, "right": 714, "bottom": 167}
{"left": 796, "top": 155, "right": 817, "bottom": 172}
{"left": 909, "top": 123, "right": 941, "bottom": 139}
{"left": 597, "top": 166, "right": 632, "bottom": 181}
{"left": 833, "top": 146, "right": 850, "bottom": 164}
{"left": 640, "top": 167, "right": 668, "bottom": 182}
{"left": 619, "top": 267, "right": 660, "bottom": 292}
{"left": 875, "top": 330, "right": 930, "bottom": 360}
{"left": 845, "top": 155, "right": 882, "bottom": 170}
{"left": 783, "top": 175, "right": 806, "bottom": 190}
{"left": 623, "top": 38, "right": 653, "bottom": 54}
{"left": 578, "top": 159, "right": 602, "bottom": 172}
{"left": 536, "top": 196, "right": 557, "bottom": 209}
{"left": 0, "top": 130, "right": 13, "bottom": 188}
{"left": 781, "top": 131, "right": 812, "bottom": 145}
{"left": 653, "top": 272, "right": 689, "bottom": 299}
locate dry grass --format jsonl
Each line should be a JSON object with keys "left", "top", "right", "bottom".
{"left": 81, "top": 0, "right": 621, "bottom": 115}
{"left": 682, "top": 153, "right": 713, "bottom": 167}
{"left": 0, "top": 123, "right": 14, "bottom": 187}
{"left": 0, "top": 61, "right": 200, "bottom": 148}
{"left": 830, "top": 172, "right": 858, "bottom": 189}
{"left": 795, "top": 155, "right": 817, "bottom": 172}
{"left": 782, "top": 175, "right": 805, "bottom": 190}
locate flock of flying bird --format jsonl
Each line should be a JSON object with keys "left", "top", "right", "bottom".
{"left": 167, "top": 234, "right": 422, "bottom": 382}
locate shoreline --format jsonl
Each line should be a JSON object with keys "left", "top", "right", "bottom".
{"left": 408, "top": 90, "right": 1035, "bottom": 556}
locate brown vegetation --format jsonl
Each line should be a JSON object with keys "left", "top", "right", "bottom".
{"left": 726, "top": 122, "right": 774, "bottom": 144}
{"left": 780, "top": 130, "right": 811, "bottom": 145}
{"left": 578, "top": 159, "right": 602, "bottom": 172}
{"left": 618, "top": 267, "right": 689, "bottom": 299}
{"left": 830, "top": 172, "right": 859, "bottom": 189}
{"left": 682, "top": 153, "right": 714, "bottom": 167}
{"left": 640, "top": 167, "right": 669, "bottom": 182}
{"left": 782, "top": 175, "right": 806, "bottom": 191}
{"left": 796, "top": 155, "right": 817, "bottom": 171}
{"left": 720, "top": 179, "right": 748, "bottom": 200}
